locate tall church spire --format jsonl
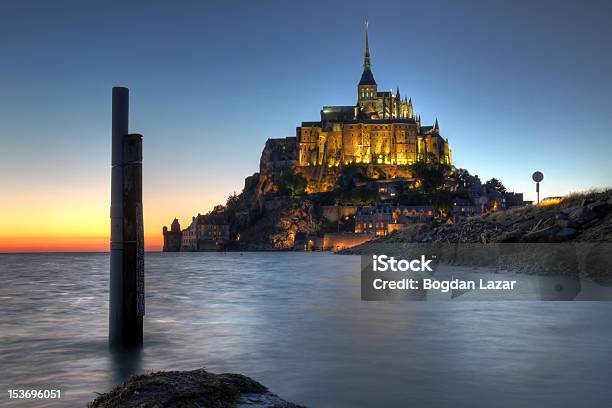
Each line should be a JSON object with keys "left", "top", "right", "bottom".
{"left": 358, "top": 21, "right": 376, "bottom": 87}
{"left": 364, "top": 21, "right": 371, "bottom": 70}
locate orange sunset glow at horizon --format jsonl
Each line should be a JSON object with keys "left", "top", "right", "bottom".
{"left": 0, "top": 235, "right": 163, "bottom": 253}
{"left": 0, "top": 184, "right": 234, "bottom": 253}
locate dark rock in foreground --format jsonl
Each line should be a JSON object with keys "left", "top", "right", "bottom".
{"left": 89, "top": 368, "right": 305, "bottom": 408}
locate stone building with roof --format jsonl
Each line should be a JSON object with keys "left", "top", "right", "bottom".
{"left": 355, "top": 203, "right": 434, "bottom": 237}
{"left": 260, "top": 23, "right": 452, "bottom": 181}
{"left": 175, "top": 213, "right": 230, "bottom": 252}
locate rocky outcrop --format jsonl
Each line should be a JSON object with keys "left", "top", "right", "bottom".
{"left": 346, "top": 190, "right": 612, "bottom": 249}
{"left": 295, "top": 164, "right": 413, "bottom": 194}
{"left": 232, "top": 197, "right": 323, "bottom": 250}
{"left": 416, "top": 191, "right": 611, "bottom": 244}
{"left": 341, "top": 191, "right": 612, "bottom": 282}
{"left": 88, "top": 368, "right": 305, "bottom": 408}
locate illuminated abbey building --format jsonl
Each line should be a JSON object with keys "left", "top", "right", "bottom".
{"left": 260, "top": 24, "right": 452, "bottom": 187}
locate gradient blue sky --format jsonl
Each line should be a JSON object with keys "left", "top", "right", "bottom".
{"left": 1, "top": 0, "right": 611, "bottom": 249}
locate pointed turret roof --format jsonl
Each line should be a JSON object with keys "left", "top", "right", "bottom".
{"left": 433, "top": 118, "right": 440, "bottom": 132}
{"left": 358, "top": 21, "right": 377, "bottom": 86}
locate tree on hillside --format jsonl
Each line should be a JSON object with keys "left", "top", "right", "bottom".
{"left": 487, "top": 178, "right": 507, "bottom": 194}
{"left": 455, "top": 168, "right": 473, "bottom": 188}
{"left": 277, "top": 168, "right": 307, "bottom": 196}
{"left": 223, "top": 192, "right": 241, "bottom": 220}
{"left": 226, "top": 192, "right": 240, "bottom": 207}
{"left": 210, "top": 204, "right": 226, "bottom": 215}
{"left": 431, "top": 190, "right": 453, "bottom": 216}
{"left": 334, "top": 185, "right": 377, "bottom": 206}
{"left": 337, "top": 164, "right": 369, "bottom": 190}
{"left": 397, "top": 190, "right": 428, "bottom": 206}
{"left": 424, "top": 152, "right": 439, "bottom": 164}
{"left": 338, "top": 170, "right": 356, "bottom": 190}
{"left": 411, "top": 162, "right": 445, "bottom": 192}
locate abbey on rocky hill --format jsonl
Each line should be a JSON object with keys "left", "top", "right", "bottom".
{"left": 260, "top": 22, "right": 452, "bottom": 178}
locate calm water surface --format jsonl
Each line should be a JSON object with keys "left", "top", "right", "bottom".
{"left": 1, "top": 252, "right": 611, "bottom": 407}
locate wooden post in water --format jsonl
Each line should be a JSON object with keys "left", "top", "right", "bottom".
{"left": 110, "top": 87, "right": 144, "bottom": 348}
{"left": 122, "top": 133, "right": 144, "bottom": 346}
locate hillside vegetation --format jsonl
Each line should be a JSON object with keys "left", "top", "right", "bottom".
{"left": 354, "top": 188, "right": 612, "bottom": 246}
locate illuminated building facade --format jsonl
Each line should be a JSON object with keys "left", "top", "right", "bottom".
{"left": 297, "top": 24, "right": 452, "bottom": 167}
{"left": 179, "top": 213, "right": 230, "bottom": 251}
{"left": 355, "top": 204, "right": 434, "bottom": 237}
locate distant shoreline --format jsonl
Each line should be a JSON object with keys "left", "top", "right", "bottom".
{"left": 0, "top": 250, "right": 341, "bottom": 255}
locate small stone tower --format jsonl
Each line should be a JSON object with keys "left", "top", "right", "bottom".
{"left": 162, "top": 218, "right": 182, "bottom": 252}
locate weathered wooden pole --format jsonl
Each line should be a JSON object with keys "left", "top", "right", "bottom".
{"left": 109, "top": 87, "right": 128, "bottom": 347}
{"left": 110, "top": 87, "right": 144, "bottom": 348}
